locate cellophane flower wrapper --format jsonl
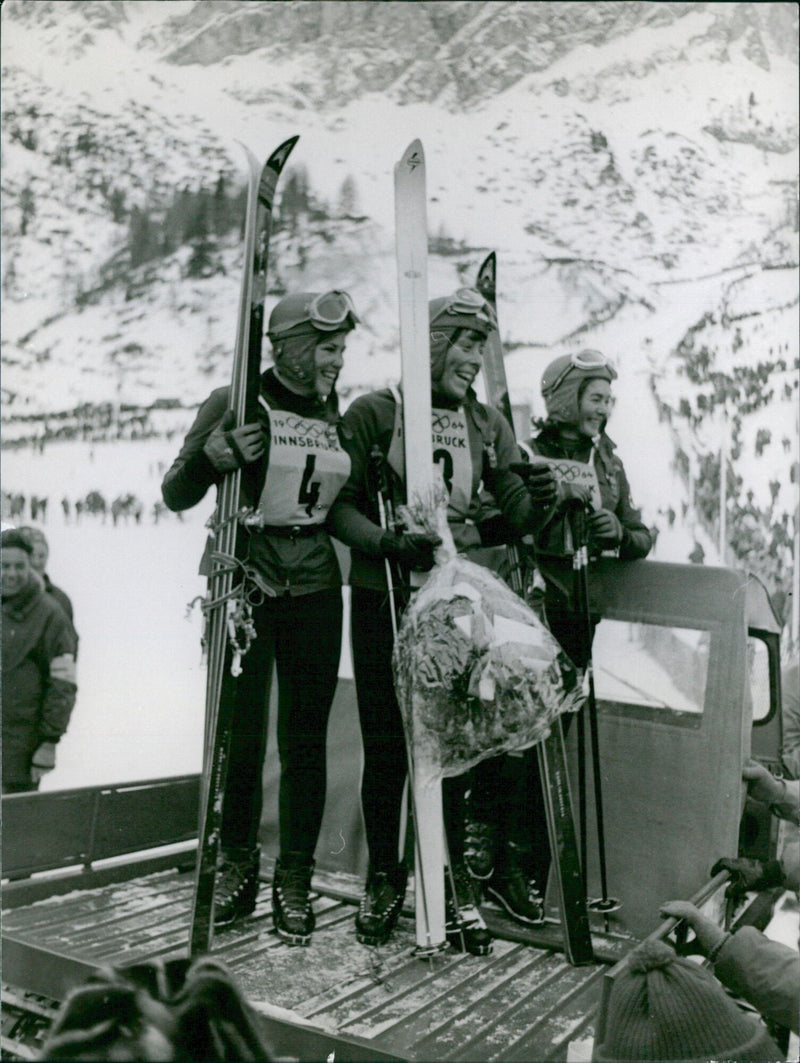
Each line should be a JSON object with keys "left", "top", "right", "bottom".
{"left": 392, "top": 491, "right": 582, "bottom": 780}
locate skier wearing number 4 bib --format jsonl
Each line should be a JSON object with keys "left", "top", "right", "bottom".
{"left": 327, "top": 289, "right": 558, "bottom": 955}
{"left": 162, "top": 291, "right": 359, "bottom": 945}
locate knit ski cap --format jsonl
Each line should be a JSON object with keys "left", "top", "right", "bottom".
{"left": 428, "top": 288, "right": 495, "bottom": 383}
{"left": 541, "top": 350, "right": 617, "bottom": 426}
{"left": 592, "top": 939, "right": 783, "bottom": 1063}
{"left": 267, "top": 291, "right": 358, "bottom": 390}
{"left": 2, "top": 528, "right": 33, "bottom": 554}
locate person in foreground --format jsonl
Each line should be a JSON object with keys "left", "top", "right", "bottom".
{"left": 2, "top": 528, "right": 78, "bottom": 794}
{"left": 328, "top": 287, "right": 557, "bottom": 954}
{"left": 162, "top": 290, "right": 358, "bottom": 944}
{"left": 591, "top": 937, "right": 784, "bottom": 1061}
{"left": 660, "top": 758, "right": 799, "bottom": 1037}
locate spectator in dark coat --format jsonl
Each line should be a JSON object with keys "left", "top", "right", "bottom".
{"left": 2, "top": 529, "right": 77, "bottom": 793}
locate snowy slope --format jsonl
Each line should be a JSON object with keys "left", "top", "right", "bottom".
{"left": 1, "top": 0, "right": 798, "bottom": 625}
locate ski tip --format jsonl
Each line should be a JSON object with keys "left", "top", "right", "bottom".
{"left": 476, "top": 251, "right": 496, "bottom": 300}
{"left": 234, "top": 139, "right": 260, "bottom": 169}
{"left": 269, "top": 135, "right": 300, "bottom": 172}
{"left": 398, "top": 138, "right": 425, "bottom": 169}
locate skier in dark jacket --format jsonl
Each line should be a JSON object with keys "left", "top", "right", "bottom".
{"left": 327, "top": 288, "right": 558, "bottom": 954}
{"left": 467, "top": 350, "right": 653, "bottom": 926}
{"left": 2, "top": 528, "right": 78, "bottom": 793}
{"left": 162, "top": 291, "right": 359, "bottom": 945}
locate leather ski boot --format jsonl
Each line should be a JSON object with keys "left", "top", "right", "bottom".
{"left": 464, "top": 816, "right": 497, "bottom": 881}
{"left": 355, "top": 862, "right": 408, "bottom": 946}
{"left": 487, "top": 841, "right": 545, "bottom": 926}
{"left": 272, "top": 853, "right": 315, "bottom": 946}
{"left": 214, "top": 846, "right": 260, "bottom": 927}
{"left": 445, "top": 862, "right": 493, "bottom": 956}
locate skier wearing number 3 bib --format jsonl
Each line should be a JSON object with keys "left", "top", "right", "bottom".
{"left": 162, "top": 290, "right": 359, "bottom": 944}
{"left": 327, "top": 290, "right": 558, "bottom": 954}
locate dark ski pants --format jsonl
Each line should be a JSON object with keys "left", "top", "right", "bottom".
{"left": 468, "top": 600, "right": 595, "bottom": 884}
{"left": 220, "top": 587, "right": 342, "bottom": 860}
{"left": 351, "top": 586, "right": 469, "bottom": 872}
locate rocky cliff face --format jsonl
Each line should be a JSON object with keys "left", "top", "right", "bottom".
{"left": 1, "top": 0, "right": 797, "bottom": 601}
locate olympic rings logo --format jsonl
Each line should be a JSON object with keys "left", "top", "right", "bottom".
{"left": 280, "top": 416, "right": 337, "bottom": 443}
{"left": 431, "top": 412, "right": 464, "bottom": 433}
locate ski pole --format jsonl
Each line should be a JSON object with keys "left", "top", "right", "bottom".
{"left": 570, "top": 504, "right": 619, "bottom": 932}
{"left": 368, "top": 446, "right": 441, "bottom": 954}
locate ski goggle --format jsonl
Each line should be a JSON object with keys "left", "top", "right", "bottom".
{"left": 271, "top": 290, "right": 360, "bottom": 336}
{"left": 430, "top": 288, "right": 497, "bottom": 331}
{"left": 542, "top": 350, "right": 617, "bottom": 396}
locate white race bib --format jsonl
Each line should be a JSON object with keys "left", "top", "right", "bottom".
{"left": 257, "top": 399, "right": 351, "bottom": 526}
{"left": 540, "top": 456, "right": 602, "bottom": 512}
{"left": 388, "top": 393, "right": 474, "bottom": 521}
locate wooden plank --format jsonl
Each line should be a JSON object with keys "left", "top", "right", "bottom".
{"left": 499, "top": 967, "right": 604, "bottom": 1062}
{"left": 3, "top": 870, "right": 190, "bottom": 933}
{"left": 354, "top": 946, "right": 556, "bottom": 1051}
{"left": 2, "top": 848, "right": 196, "bottom": 910}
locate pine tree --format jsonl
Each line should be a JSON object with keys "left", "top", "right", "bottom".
{"left": 128, "top": 205, "right": 158, "bottom": 267}
{"left": 337, "top": 174, "right": 359, "bottom": 216}
{"left": 186, "top": 199, "right": 215, "bottom": 278}
{"left": 19, "top": 182, "right": 35, "bottom": 235}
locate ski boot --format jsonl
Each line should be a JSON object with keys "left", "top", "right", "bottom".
{"left": 272, "top": 852, "right": 315, "bottom": 946}
{"left": 355, "top": 862, "right": 408, "bottom": 946}
{"left": 445, "top": 862, "right": 493, "bottom": 956}
{"left": 464, "top": 816, "right": 497, "bottom": 881}
{"left": 214, "top": 845, "right": 261, "bottom": 927}
{"left": 486, "top": 841, "right": 545, "bottom": 926}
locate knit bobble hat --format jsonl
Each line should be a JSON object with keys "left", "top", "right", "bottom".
{"left": 541, "top": 351, "right": 617, "bottom": 426}
{"left": 592, "top": 939, "right": 783, "bottom": 1063}
{"left": 2, "top": 529, "right": 33, "bottom": 554}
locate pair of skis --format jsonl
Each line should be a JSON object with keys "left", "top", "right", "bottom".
{"left": 395, "top": 140, "right": 593, "bottom": 965}
{"left": 474, "top": 252, "right": 593, "bottom": 964}
{"left": 190, "top": 136, "right": 298, "bottom": 957}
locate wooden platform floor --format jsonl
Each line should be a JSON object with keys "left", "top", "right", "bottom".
{"left": 3, "top": 866, "right": 616, "bottom": 1061}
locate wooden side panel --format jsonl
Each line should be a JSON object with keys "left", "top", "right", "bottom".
{"left": 2, "top": 792, "right": 95, "bottom": 876}
{"left": 2, "top": 776, "right": 200, "bottom": 878}
{"left": 92, "top": 777, "right": 199, "bottom": 859}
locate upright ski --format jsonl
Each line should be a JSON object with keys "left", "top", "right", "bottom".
{"left": 394, "top": 139, "right": 447, "bottom": 953}
{"left": 475, "top": 252, "right": 594, "bottom": 965}
{"left": 475, "top": 252, "right": 513, "bottom": 429}
{"left": 190, "top": 136, "right": 298, "bottom": 957}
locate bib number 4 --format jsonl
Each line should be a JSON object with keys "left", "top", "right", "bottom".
{"left": 298, "top": 455, "right": 321, "bottom": 517}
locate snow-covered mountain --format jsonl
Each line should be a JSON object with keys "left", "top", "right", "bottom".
{"left": 1, "top": 0, "right": 798, "bottom": 631}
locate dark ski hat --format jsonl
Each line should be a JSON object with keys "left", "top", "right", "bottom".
{"left": 267, "top": 291, "right": 359, "bottom": 390}
{"left": 592, "top": 939, "right": 783, "bottom": 1062}
{"left": 541, "top": 349, "right": 617, "bottom": 426}
{"left": 2, "top": 528, "right": 33, "bottom": 554}
{"left": 429, "top": 288, "right": 496, "bottom": 383}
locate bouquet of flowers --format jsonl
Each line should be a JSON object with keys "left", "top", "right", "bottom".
{"left": 392, "top": 492, "right": 581, "bottom": 778}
